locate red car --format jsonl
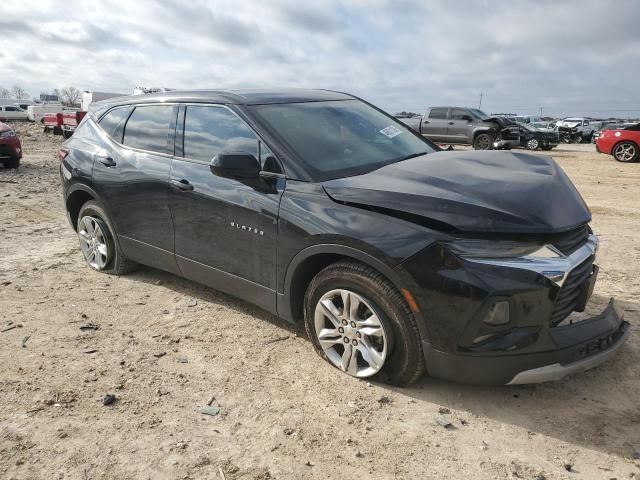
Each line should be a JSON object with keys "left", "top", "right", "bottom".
{"left": 595, "top": 123, "right": 640, "bottom": 162}
{"left": 0, "top": 121, "right": 22, "bottom": 169}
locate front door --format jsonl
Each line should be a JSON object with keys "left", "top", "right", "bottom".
{"left": 448, "top": 108, "right": 474, "bottom": 142}
{"left": 91, "top": 103, "right": 179, "bottom": 274}
{"left": 169, "top": 104, "right": 285, "bottom": 312}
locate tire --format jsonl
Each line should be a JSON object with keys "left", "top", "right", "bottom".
{"left": 612, "top": 141, "right": 639, "bottom": 163}
{"left": 526, "top": 138, "right": 540, "bottom": 150}
{"left": 2, "top": 156, "right": 20, "bottom": 169}
{"left": 77, "top": 200, "right": 137, "bottom": 275}
{"left": 473, "top": 133, "right": 492, "bottom": 150}
{"left": 304, "top": 260, "right": 425, "bottom": 386}
{"left": 62, "top": 130, "right": 72, "bottom": 139}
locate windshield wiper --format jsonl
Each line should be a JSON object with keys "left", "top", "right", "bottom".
{"left": 396, "top": 151, "right": 428, "bottom": 162}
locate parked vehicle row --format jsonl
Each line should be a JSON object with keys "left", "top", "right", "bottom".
{"left": 397, "top": 106, "right": 559, "bottom": 151}
{"left": 59, "top": 88, "right": 629, "bottom": 386}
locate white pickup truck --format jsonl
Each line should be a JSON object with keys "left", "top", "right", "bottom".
{"left": 555, "top": 118, "right": 601, "bottom": 143}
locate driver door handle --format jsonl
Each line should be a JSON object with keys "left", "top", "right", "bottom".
{"left": 448, "top": 121, "right": 455, "bottom": 125}
{"left": 96, "top": 155, "right": 116, "bottom": 167}
{"left": 170, "top": 179, "right": 194, "bottom": 191}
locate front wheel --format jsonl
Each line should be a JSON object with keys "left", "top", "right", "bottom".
{"left": 473, "top": 133, "right": 492, "bottom": 150}
{"left": 304, "top": 261, "right": 425, "bottom": 386}
{"left": 77, "top": 201, "right": 137, "bottom": 274}
{"left": 612, "top": 141, "right": 639, "bottom": 162}
{"left": 526, "top": 138, "right": 540, "bottom": 150}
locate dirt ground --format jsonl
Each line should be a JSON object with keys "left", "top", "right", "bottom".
{"left": 1, "top": 122, "right": 639, "bottom": 480}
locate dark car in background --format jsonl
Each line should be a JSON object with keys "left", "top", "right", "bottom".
{"left": 516, "top": 122, "right": 559, "bottom": 150}
{"left": 0, "top": 121, "right": 22, "bottom": 169}
{"left": 59, "top": 89, "right": 628, "bottom": 386}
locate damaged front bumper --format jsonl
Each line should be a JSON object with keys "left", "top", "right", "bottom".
{"left": 424, "top": 300, "right": 629, "bottom": 385}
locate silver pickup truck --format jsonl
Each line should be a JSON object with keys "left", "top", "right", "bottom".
{"left": 398, "top": 106, "right": 520, "bottom": 150}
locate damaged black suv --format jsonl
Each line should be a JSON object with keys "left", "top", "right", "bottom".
{"left": 60, "top": 89, "right": 629, "bottom": 386}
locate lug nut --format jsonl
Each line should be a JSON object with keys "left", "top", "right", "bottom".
{"left": 343, "top": 337, "right": 350, "bottom": 343}
{"left": 338, "top": 327, "right": 344, "bottom": 333}
{"left": 352, "top": 339, "right": 358, "bottom": 346}
{"left": 356, "top": 332, "right": 361, "bottom": 338}
{"left": 350, "top": 321, "right": 356, "bottom": 328}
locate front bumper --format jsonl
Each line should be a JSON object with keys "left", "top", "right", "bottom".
{"left": 423, "top": 300, "right": 628, "bottom": 385}
{"left": 401, "top": 234, "right": 630, "bottom": 385}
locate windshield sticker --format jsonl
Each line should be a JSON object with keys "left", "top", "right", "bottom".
{"left": 379, "top": 125, "right": 403, "bottom": 139}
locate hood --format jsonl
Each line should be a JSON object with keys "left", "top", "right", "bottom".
{"left": 322, "top": 150, "right": 591, "bottom": 234}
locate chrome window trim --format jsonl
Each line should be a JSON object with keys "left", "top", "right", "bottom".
{"left": 463, "top": 234, "right": 598, "bottom": 287}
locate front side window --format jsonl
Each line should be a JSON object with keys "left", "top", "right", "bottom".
{"left": 451, "top": 108, "right": 470, "bottom": 120}
{"left": 251, "top": 99, "right": 435, "bottom": 181}
{"left": 123, "top": 105, "right": 175, "bottom": 154}
{"left": 5, "top": 106, "right": 17, "bottom": 111}
{"left": 429, "top": 108, "right": 447, "bottom": 119}
{"left": 183, "top": 105, "right": 258, "bottom": 162}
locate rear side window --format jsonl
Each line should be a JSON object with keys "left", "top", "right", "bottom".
{"left": 123, "top": 105, "right": 175, "bottom": 154}
{"left": 429, "top": 108, "right": 447, "bottom": 119}
{"left": 183, "top": 105, "right": 258, "bottom": 162}
{"left": 99, "top": 107, "right": 132, "bottom": 141}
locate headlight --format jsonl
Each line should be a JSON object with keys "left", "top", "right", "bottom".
{"left": 448, "top": 240, "right": 561, "bottom": 259}
{"left": 0, "top": 130, "right": 16, "bottom": 138}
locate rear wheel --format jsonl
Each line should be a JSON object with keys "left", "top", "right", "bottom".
{"left": 473, "top": 133, "right": 492, "bottom": 150}
{"left": 304, "top": 261, "right": 425, "bottom": 386}
{"left": 612, "top": 141, "right": 639, "bottom": 162}
{"left": 77, "top": 201, "right": 137, "bottom": 275}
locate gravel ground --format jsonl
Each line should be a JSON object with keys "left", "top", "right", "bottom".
{"left": 1, "top": 123, "right": 639, "bottom": 480}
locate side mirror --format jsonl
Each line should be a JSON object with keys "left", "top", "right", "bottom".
{"left": 210, "top": 153, "right": 260, "bottom": 180}
{"left": 462, "top": 115, "right": 473, "bottom": 122}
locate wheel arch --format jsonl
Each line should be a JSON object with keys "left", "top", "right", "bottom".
{"left": 65, "top": 184, "right": 102, "bottom": 231}
{"left": 277, "top": 244, "right": 408, "bottom": 324}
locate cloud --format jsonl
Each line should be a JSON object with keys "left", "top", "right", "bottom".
{"left": 1, "top": 0, "right": 639, "bottom": 117}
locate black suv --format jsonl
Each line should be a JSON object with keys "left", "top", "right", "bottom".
{"left": 60, "top": 89, "right": 629, "bottom": 386}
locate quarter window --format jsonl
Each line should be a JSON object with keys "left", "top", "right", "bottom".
{"left": 99, "top": 107, "right": 132, "bottom": 141}
{"left": 122, "top": 105, "right": 175, "bottom": 154}
{"left": 183, "top": 105, "right": 258, "bottom": 162}
{"left": 429, "top": 108, "right": 448, "bottom": 119}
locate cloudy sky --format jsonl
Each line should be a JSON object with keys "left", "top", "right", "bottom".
{"left": 2, "top": 0, "right": 639, "bottom": 117}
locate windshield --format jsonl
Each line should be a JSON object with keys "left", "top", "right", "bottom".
{"left": 468, "top": 108, "right": 488, "bottom": 120}
{"left": 251, "top": 100, "right": 435, "bottom": 181}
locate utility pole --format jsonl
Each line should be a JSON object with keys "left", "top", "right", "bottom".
{"left": 478, "top": 93, "right": 483, "bottom": 110}
{"left": 540, "top": 107, "right": 543, "bottom": 116}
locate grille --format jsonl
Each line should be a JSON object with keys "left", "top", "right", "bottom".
{"left": 550, "top": 256, "right": 595, "bottom": 327}
{"left": 551, "top": 225, "right": 589, "bottom": 255}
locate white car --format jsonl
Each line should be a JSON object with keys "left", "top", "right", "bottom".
{"left": 555, "top": 118, "right": 600, "bottom": 141}
{"left": 0, "top": 105, "right": 29, "bottom": 121}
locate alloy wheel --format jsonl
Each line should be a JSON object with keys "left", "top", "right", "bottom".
{"left": 78, "top": 216, "right": 110, "bottom": 270}
{"left": 527, "top": 139, "right": 539, "bottom": 150}
{"left": 614, "top": 143, "right": 637, "bottom": 162}
{"left": 313, "top": 289, "right": 388, "bottom": 378}
{"left": 476, "top": 135, "right": 490, "bottom": 150}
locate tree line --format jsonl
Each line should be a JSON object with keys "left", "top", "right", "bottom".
{"left": 0, "top": 85, "right": 82, "bottom": 106}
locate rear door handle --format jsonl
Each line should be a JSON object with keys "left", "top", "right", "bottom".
{"left": 448, "top": 122, "right": 455, "bottom": 125}
{"left": 170, "top": 179, "right": 194, "bottom": 191}
{"left": 423, "top": 120, "right": 430, "bottom": 124}
{"left": 96, "top": 155, "right": 116, "bottom": 167}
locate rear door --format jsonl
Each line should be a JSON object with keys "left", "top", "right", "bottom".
{"left": 169, "top": 104, "right": 284, "bottom": 312}
{"left": 421, "top": 107, "right": 449, "bottom": 142}
{"left": 91, "top": 103, "right": 180, "bottom": 274}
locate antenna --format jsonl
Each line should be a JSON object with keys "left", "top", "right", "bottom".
{"left": 479, "top": 93, "right": 483, "bottom": 110}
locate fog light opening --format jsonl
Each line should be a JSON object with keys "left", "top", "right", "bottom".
{"left": 483, "top": 301, "right": 510, "bottom": 326}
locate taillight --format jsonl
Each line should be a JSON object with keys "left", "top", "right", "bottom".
{"left": 58, "top": 148, "right": 69, "bottom": 163}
